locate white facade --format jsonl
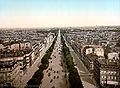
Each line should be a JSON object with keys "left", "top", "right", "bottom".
{"left": 100, "top": 70, "right": 119, "bottom": 85}
{"left": 108, "top": 52, "right": 119, "bottom": 59}
{"left": 86, "top": 48, "right": 93, "bottom": 55}
{"left": 20, "top": 42, "right": 31, "bottom": 49}
{"left": 10, "top": 43, "right": 19, "bottom": 50}
{"left": 9, "top": 42, "right": 31, "bottom": 50}
{"left": 0, "top": 44, "right": 4, "bottom": 50}
{"left": 94, "top": 48, "right": 104, "bottom": 57}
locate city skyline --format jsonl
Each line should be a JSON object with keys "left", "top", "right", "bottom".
{"left": 0, "top": 0, "right": 120, "bottom": 28}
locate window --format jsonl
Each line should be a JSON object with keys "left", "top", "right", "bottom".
{"left": 104, "top": 71, "right": 106, "bottom": 74}
{"left": 5, "top": 73, "right": 7, "bottom": 76}
{"left": 104, "top": 76, "right": 106, "bottom": 79}
{"left": 101, "top": 76, "right": 104, "bottom": 78}
{"left": 113, "top": 60, "right": 115, "bottom": 62}
{"left": 108, "top": 71, "right": 110, "bottom": 74}
{"left": 111, "top": 76, "right": 113, "bottom": 79}
{"left": 111, "top": 71, "right": 113, "bottom": 75}
{"left": 20, "top": 63, "right": 22, "bottom": 66}
{"left": 109, "top": 59, "right": 111, "bottom": 62}
{"left": 101, "top": 71, "right": 103, "bottom": 74}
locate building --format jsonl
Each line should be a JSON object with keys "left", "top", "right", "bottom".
{"left": 82, "top": 45, "right": 104, "bottom": 57}
{"left": 0, "top": 43, "right": 4, "bottom": 50}
{"left": 32, "top": 42, "right": 41, "bottom": 62}
{"left": 84, "top": 53, "right": 101, "bottom": 87}
{"left": 0, "top": 44, "right": 35, "bottom": 87}
{"left": 98, "top": 52, "right": 120, "bottom": 87}
{"left": 85, "top": 48, "right": 93, "bottom": 55}
{"left": 98, "top": 58, "right": 120, "bottom": 86}
{"left": 0, "top": 58, "right": 21, "bottom": 88}
{"left": 108, "top": 52, "right": 119, "bottom": 60}
{"left": 94, "top": 47, "right": 104, "bottom": 57}
{"left": 47, "top": 32, "right": 54, "bottom": 43}
{"left": 8, "top": 40, "right": 31, "bottom": 51}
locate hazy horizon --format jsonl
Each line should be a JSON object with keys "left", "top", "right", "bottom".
{"left": 0, "top": 0, "right": 120, "bottom": 28}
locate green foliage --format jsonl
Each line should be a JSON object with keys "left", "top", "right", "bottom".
{"left": 32, "top": 69, "right": 44, "bottom": 81}
{"left": 39, "top": 64, "right": 48, "bottom": 70}
{"left": 26, "top": 35, "right": 57, "bottom": 88}
{"left": 27, "top": 78, "right": 39, "bottom": 88}
{"left": 61, "top": 35, "right": 84, "bottom": 88}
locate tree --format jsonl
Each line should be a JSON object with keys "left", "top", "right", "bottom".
{"left": 32, "top": 69, "right": 44, "bottom": 81}
{"left": 27, "top": 78, "right": 39, "bottom": 88}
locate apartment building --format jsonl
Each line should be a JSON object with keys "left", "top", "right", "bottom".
{"left": 0, "top": 58, "right": 21, "bottom": 88}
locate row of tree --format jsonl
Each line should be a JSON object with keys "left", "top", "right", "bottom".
{"left": 61, "top": 35, "right": 84, "bottom": 88}
{"left": 26, "top": 35, "right": 57, "bottom": 88}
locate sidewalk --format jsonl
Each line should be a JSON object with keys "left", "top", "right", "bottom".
{"left": 20, "top": 39, "right": 54, "bottom": 88}
{"left": 64, "top": 36, "right": 96, "bottom": 88}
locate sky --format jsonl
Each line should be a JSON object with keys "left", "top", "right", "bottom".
{"left": 0, "top": 0, "right": 120, "bottom": 28}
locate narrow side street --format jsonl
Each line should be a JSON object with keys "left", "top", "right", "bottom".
{"left": 64, "top": 37, "right": 96, "bottom": 88}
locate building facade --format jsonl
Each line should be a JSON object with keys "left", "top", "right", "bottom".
{"left": 98, "top": 53, "right": 120, "bottom": 86}
{"left": 0, "top": 59, "right": 21, "bottom": 88}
